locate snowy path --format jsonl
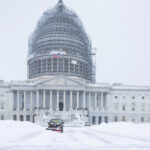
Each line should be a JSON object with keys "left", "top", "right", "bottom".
{"left": 0, "top": 121, "right": 150, "bottom": 150}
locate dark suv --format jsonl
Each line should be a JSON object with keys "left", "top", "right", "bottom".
{"left": 46, "top": 119, "right": 64, "bottom": 133}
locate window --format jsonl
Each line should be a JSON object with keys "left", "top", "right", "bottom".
{"left": 98, "top": 116, "right": 102, "bottom": 124}
{"left": 20, "top": 115, "right": 24, "bottom": 121}
{"left": 114, "top": 103, "right": 119, "bottom": 111}
{"left": 132, "top": 96, "right": 135, "bottom": 99}
{"left": 122, "top": 116, "right": 126, "bottom": 121}
{"left": 26, "top": 115, "right": 30, "bottom": 122}
{"left": 132, "top": 103, "right": 135, "bottom": 111}
{"left": 0, "top": 103, "right": 4, "bottom": 110}
{"left": 141, "top": 104, "right": 145, "bottom": 111}
{"left": 1, "top": 115, "right": 4, "bottom": 120}
{"left": 122, "top": 105, "right": 126, "bottom": 111}
{"left": 132, "top": 118, "right": 135, "bottom": 122}
{"left": 142, "top": 96, "right": 145, "bottom": 100}
{"left": 92, "top": 116, "right": 96, "bottom": 125}
{"left": 13, "top": 115, "right": 17, "bottom": 121}
{"left": 114, "top": 116, "right": 118, "bottom": 122}
{"left": 141, "top": 117, "right": 144, "bottom": 122}
{"left": 104, "top": 116, "right": 108, "bottom": 123}
{"left": 122, "top": 96, "right": 126, "bottom": 99}
{"left": 114, "top": 96, "right": 118, "bottom": 99}
{"left": 0, "top": 94, "right": 4, "bottom": 97}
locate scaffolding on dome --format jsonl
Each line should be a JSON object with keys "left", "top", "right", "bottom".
{"left": 28, "top": 0, "right": 95, "bottom": 83}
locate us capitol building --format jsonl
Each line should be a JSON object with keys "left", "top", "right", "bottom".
{"left": 0, "top": 0, "right": 150, "bottom": 124}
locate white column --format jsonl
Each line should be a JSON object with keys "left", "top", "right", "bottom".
{"left": 89, "top": 92, "right": 91, "bottom": 111}
{"left": 43, "top": 90, "right": 46, "bottom": 109}
{"left": 95, "top": 92, "right": 97, "bottom": 110}
{"left": 24, "top": 91, "right": 26, "bottom": 111}
{"left": 36, "top": 90, "right": 39, "bottom": 109}
{"left": 106, "top": 93, "right": 109, "bottom": 111}
{"left": 12, "top": 91, "right": 14, "bottom": 111}
{"left": 17, "top": 90, "right": 19, "bottom": 111}
{"left": 70, "top": 91, "right": 73, "bottom": 111}
{"left": 101, "top": 92, "right": 103, "bottom": 111}
{"left": 56, "top": 91, "right": 59, "bottom": 111}
{"left": 30, "top": 91, "right": 33, "bottom": 111}
{"left": 77, "top": 91, "right": 79, "bottom": 109}
{"left": 50, "top": 90, "right": 52, "bottom": 111}
{"left": 63, "top": 91, "right": 66, "bottom": 111}
{"left": 83, "top": 91, "right": 85, "bottom": 109}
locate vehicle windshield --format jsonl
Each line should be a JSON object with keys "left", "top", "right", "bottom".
{"left": 50, "top": 119, "right": 62, "bottom": 124}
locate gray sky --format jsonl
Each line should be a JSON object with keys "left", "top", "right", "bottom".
{"left": 0, "top": 0, "right": 150, "bottom": 85}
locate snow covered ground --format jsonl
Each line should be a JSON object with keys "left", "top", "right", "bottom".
{"left": 0, "top": 121, "right": 150, "bottom": 150}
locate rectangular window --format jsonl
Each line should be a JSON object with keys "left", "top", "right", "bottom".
{"left": 1, "top": 103, "right": 4, "bottom": 110}
{"left": 141, "top": 117, "right": 144, "bottom": 122}
{"left": 92, "top": 116, "right": 96, "bottom": 125}
{"left": 132, "top": 103, "right": 135, "bottom": 111}
{"left": 122, "top": 116, "right": 126, "bottom": 121}
{"left": 13, "top": 115, "right": 17, "bottom": 121}
{"left": 114, "top": 116, "right": 118, "bottom": 122}
{"left": 132, "top": 118, "right": 135, "bottom": 122}
{"left": 98, "top": 116, "right": 102, "bottom": 124}
{"left": 114, "top": 103, "right": 119, "bottom": 111}
{"left": 26, "top": 115, "right": 30, "bottom": 122}
{"left": 141, "top": 104, "right": 145, "bottom": 111}
{"left": 104, "top": 116, "right": 108, "bottom": 123}
{"left": 122, "top": 105, "right": 126, "bottom": 111}
{"left": 1, "top": 115, "right": 4, "bottom": 120}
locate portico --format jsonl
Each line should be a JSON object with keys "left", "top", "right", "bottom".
{"left": 11, "top": 77, "right": 110, "bottom": 123}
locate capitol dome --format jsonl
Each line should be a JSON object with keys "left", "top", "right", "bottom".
{"left": 28, "top": 0, "right": 95, "bottom": 82}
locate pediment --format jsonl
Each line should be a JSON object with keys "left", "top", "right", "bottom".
{"left": 36, "top": 76, "right": 84, "bottom": 86}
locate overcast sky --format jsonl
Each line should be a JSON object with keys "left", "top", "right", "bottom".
{"left": 0, "top": 0, "right": 150, "bottom": 85}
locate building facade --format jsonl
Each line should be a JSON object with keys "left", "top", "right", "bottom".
{"left": 0, "top": 0, "right": 150, "bottom": 124}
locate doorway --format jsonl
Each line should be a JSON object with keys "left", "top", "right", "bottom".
{"left": 20, "top": 115, "right": 24, "bottom": 121}
{"left": 59, "top": 102, "right": 63, "bottom": 111}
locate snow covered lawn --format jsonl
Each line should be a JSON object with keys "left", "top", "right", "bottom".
{"left": 0, "top": 121, "right": 150, "bottom": 150}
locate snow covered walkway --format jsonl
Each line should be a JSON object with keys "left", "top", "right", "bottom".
{"left": 0, "top": 121, "right": 150, "bottom": 150}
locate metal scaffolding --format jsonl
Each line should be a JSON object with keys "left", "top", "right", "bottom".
{"left": 28, "top": 0, "right": 95, "bottom": 82}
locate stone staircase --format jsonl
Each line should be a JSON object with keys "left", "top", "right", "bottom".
{"left": 34, "top": 110, "right": 89, "bottom": 127}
